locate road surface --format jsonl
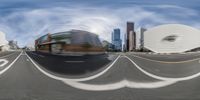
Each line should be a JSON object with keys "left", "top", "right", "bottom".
{"left": 0, "top": 50, "right": 199, "bottom": 100}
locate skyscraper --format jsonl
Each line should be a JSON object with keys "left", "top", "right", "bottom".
{"left": 112, "top": 28, "right": 122, "bottom": 51}
{"left": 129, "top": 31, "right": 135, "bottom": 51}
{"left": 126, "top": 22, "right": 135, "bottom": 51}
{"left": 140, "top": 27, "right": 147, "bottom": 50}
{"left": 123, "top": 33, "right": 127, "bottom": 52}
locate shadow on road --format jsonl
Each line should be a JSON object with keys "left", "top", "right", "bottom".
{"left": 26, "top": 51, "right": 113, "bottom": 76}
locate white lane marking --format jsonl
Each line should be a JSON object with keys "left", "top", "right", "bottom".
{"left": 0, "top": 51, "right": 22, "bottom": 75}
{"left": 26, "top": 59, "right": 29, "bottom": 61}
{"left": 0, "top": 59, "right": 8, "bottom": 67}
{"left": 26, "top": 53, "right": 177, "bottom": 91}
{"left": 26, "top": 52, "right": 121, "bottom": 82}
{"left": 124, "top": 56, "right": 200, "bottom": 81}
{"left": 65, "top": 61, "right": 85, "bottom": 63}
{"left": 63, "top": 80, "right": 177, "bottom": 91}
{"left": 38, "top": 54, "right": 45, "bottom": 58}
{"left": 0, "top": 52, "right": 16, "bottom": 58}
{"left": 30, "top": 52, "right": 45, "bottom": 58}
{"left": 130, "top": 54, "right": 200, "bottom": 64}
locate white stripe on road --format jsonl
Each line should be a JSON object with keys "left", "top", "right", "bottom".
{"left": 0, "top": 52, "right": 16, "bottom": 58}
{"left": 124, "top": 56, "right": 200, "bottom": 81}
{"left": 64, "top": 80, "right": 176, "bottom": 91}
{"left": 26, "top": 53, "right": 121, "bottom": 82}
{"left": 38, "top": 55, "right": 45, "bottom": 58}
{"left": 26, "top": 59, "right": 29, "bottom": 61}
{"left": 29, "top": 52, "right": 45, "bottom": 58}
{"left": 0, "top": 51, "right": 22, "bottom": 75}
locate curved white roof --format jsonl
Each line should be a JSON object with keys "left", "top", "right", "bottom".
{"left": 144, "top": 24, "right": 200, "bottom": 53}
{"left": 0, "top": 32, "right": 8, "bottom": 46}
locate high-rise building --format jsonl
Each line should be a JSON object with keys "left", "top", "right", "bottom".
{"left": 123, "top": 33, "right": 127, "bottom": 52}
{"left": 112, "top": 28, "right": 122, "bottom": 51}
{"left": 140, "top": 27, "right": 147, "bottom": 50}
{"left": 129, "top": 31, "right": 136, "bottom": 51}
{"left": 126, "top": 22, "right": 136, "bottom": 51}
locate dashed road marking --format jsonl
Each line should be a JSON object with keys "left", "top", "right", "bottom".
{"left": 29, "top": 52, "right": 45, "bottom": 58}
{"left": 38, "top": 55, "right": 45, "bottom": 58}
{"left": 65, "top": 61, "right": 85, "bottom": 63}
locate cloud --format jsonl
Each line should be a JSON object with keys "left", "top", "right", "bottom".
{"left": 0, "top": 4, "right": 199, "bottom": 47}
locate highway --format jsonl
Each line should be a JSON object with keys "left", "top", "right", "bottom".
{"left": 0, "top": 50, "right": 200, "bottom": 99}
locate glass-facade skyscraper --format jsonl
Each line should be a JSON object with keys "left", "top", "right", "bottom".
{"left": 112, "top": 28, "right": 122, "bottom": 51}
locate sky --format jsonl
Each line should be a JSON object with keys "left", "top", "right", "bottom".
{"left": 0, "top": 0, "right": 200, "bottom": 47}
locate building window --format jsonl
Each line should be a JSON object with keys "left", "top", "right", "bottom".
{"left": 162, "top": 35, "right": 178, "bottom": 42}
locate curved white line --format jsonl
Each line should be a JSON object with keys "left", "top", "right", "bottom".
{"left": 0, "top": 59, "right": 8, "bottom": 67}
{"left": 26, "top": 52, "right": 178, "bottom": 91}
{"left": 63, "top": 80, "right": 177, "bottom": 91}
{"left": 26, "top": 52, "right": 121, "bottom": 82}
{"left": 124, "top": 56, "right": 200, "bottom": 81}
{"left": 0, "top": 51, "right": 22, "bottom": 75}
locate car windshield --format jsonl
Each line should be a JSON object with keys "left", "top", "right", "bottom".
{"left": 0, "top": 0, "right": 200, "bottom": 100}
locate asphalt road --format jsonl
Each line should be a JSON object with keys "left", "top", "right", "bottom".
{"left": 0, "top": 50, "right": 200, "bottom": 100}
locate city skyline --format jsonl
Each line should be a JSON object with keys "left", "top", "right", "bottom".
{"left": 0, "top": 0, "right": 200, "bottom": 47}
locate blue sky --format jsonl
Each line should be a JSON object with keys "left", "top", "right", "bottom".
{"left": 0, "top": 0, "right": 200, "bottom": 47}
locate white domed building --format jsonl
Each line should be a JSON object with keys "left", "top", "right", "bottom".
{"left": 143, "top": 24, "right": 200, "bottom": 53}
{"left": 0, "top": 32, "right": 9, "bottom": 51}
